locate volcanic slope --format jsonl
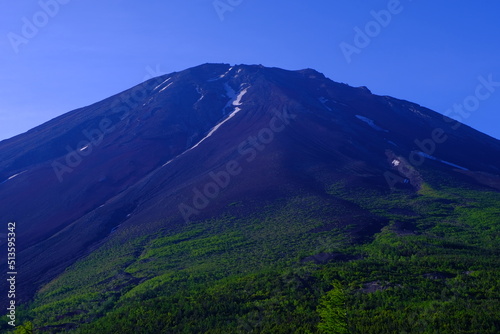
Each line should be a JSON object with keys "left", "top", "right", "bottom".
{"left": 1, "top": 64, "right": 499, "bottom": 333}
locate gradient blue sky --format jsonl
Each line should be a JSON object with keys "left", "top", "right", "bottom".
{"left": 1, "top": 0, "right": 499, "bottom": 141}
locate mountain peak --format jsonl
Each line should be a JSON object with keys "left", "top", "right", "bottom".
{"left": 1, "top": 63, "right": 499, "bottom": 307}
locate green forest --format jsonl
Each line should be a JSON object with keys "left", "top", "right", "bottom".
{"left": 3, "top": 179, "right": 500, "bottom": 333}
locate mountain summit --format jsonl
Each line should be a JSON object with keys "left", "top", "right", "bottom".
{"left": 1, "top": 64, "right": 499, "bottom": 332}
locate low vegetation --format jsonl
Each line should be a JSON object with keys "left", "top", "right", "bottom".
{"left": 2, "top": 181, "right": 500, "bottom": 333}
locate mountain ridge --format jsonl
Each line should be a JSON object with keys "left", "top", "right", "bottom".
{"left": 1, "top": 64, "right": 500, "bottom": 333}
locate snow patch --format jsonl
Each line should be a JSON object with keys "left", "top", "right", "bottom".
{"left": 417, "top": 152, "right": 469, "bottom": 171}
{"left": 153, "top": 77, "right": 171, "bottom": 91}
{"left": 1, "top": 170, "right": 27, "bottom": 184}
{"left": 142, "top": 96, "right": 155, "bottom": 107}
{"left": 208, "top": 67, "right": 234, "bottom": 82}
{"left": 159, "top": 82, "right": 173, "bottom": 93}
{"left": 162, "top": 158, "right": 174, "bottom": 167}
{"left": 223, "top": 83, "right": 238, "bottom": 110}
{"left": 162, "top": 85, "right": 249, "bottom": 167}
{"left": 196, "top": 87, "right": 205, "bottom": 103}
{"left": 189, "top": 86, "right": 248, "bottom": 151}
{"left": 232, "top": 87, "right": 247, "bottom": 107}
{"left": 195, "top": 86, "right": 205, "bottom": 102}
{"left": 7, "top": 171, "right": 26, "bottom": 180}
{"left": 355, "top": 115, "right": 389, "bottom": 132}
{"left": 222, "top": 66, "right": 233, "bottom": 77}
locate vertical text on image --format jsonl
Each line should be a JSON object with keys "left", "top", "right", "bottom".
{"left": 6, "top": 222, "right": 17, "bottom": 327}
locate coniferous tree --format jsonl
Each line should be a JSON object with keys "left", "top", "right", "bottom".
{"left": 317, "top": 282, "right": 348, "bottom": 334}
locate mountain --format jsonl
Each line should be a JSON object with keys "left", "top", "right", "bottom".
{"left": 1, "top": 64, "right": 499, "bottom": 333}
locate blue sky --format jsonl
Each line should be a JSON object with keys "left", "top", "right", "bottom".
{"left": 1, "top": 0, "right": 499, "bottom": 141}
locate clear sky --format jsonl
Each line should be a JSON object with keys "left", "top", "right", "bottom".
{"left": 1, "top": 0, "right": 499, "bottom": 141}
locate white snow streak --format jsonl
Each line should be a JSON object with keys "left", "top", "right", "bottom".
{"left": 232, "top": 87, "right": 247, "bottom": 107}
{"left": 416, "top": 152, "right": 469, "bottom": 171}
{"left": 355, "top": 115, "right": 389, "bottom": 132}
{"left": 153, "top": 77, "right": 171, "bottom": 91}
{"left": 207, "top": 67, "right": 233, "bottom": 82}
{"left": 7, "top": 171, "right": 26, "bottom": 180}
{"left": 159, "top": 82, "right": 173, "bottom": 93}
{"left": 222, "top": 67, "right": 233, "bottom": 78}
{"left": 162, "top": 85, "right": 249, "bottom": 167}
{"left": 188, "top": 86, "right": 248, "bottom": 151}
{"left": 1, "top": 170, "right": 27, "bottom": 184}
{"left": 162, "top": 158, "right": 175, "bottom": 167}
{"left": 196, "top": 94, "right": 205, "bottom": 103}
{"left": 195, "top": 86, "right": 205, "bottom": 103}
